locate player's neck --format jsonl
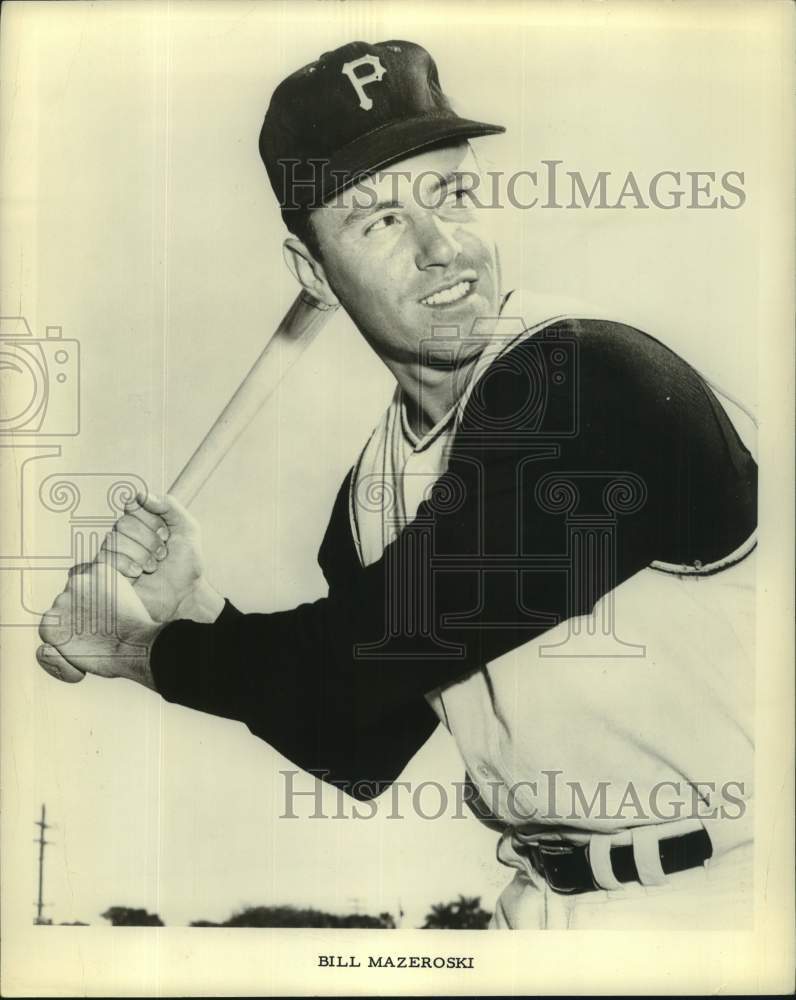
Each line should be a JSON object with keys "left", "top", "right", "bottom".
{"left": 391, "top": 352, "right": 481, "bottom": 438}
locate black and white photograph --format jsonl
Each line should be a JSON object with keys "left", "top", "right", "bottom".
{"left": 1, "top": 1, "right": 793, "bottom": 995}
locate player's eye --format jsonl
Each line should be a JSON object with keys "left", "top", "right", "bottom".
{"left": 364, "top": 214, "right": 400, "bottom": 235}
{"left": 442, "top": 186, "right": 474, "bottom": 209}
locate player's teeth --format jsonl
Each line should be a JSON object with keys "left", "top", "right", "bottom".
{"left": 422, "top": 280, "right": 471, "bottom": 306}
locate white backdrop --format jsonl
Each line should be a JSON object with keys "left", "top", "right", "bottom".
{"left": 2, "top": 0, "right": 765, "bottom": 930}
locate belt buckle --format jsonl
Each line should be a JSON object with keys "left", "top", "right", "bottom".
{"left": 529, "top": 841, "right": 593, "bottom": 895}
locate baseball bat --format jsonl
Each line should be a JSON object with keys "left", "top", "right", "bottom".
{"left": 169, "top": 290, "right": 337, "bottom": 505}
{"left": 40, "top": 291, "right": 336, "bottom": 683}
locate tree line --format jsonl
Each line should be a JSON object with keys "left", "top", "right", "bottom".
{"left": 89, "top": 895, "right": 492, "bottom": 929}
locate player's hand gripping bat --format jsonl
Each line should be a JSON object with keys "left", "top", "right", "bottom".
{"left": 41, "top": 291, "right": 337, "bottom": 681}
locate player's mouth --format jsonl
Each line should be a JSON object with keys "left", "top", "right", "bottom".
{"left": 419, "top": 273, "right": 478, "bottom": 308}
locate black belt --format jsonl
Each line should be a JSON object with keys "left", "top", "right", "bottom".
{"left": 521, "top": 828, "right": 713, "bottom": 895}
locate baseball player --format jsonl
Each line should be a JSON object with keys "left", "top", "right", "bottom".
{"left": 38, "top": 40, "right": 757, "bottom": 929}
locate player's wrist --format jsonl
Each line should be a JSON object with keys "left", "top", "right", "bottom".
{"left": 114, "top": 620, "right": 165, "bottom": 690}
{"left": 174, "top": 576, "right": 225, "bottom": 623}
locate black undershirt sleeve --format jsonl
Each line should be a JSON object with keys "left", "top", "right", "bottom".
{"left": 150, "top": 320, "right": 757, "bottom": 796}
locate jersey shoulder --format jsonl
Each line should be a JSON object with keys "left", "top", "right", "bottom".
{"left": 458, "top": 316, "right": 697, "bottom": 436}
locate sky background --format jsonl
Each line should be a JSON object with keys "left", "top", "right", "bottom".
{"left": 2, "top": 0, "right": 765, "bottom": 930}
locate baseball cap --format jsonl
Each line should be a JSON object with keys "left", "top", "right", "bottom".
{"left": 259, "top": 40, "right": 505, "bottom": 230}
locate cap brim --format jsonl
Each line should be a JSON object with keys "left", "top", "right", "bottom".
{"left": 323, "top": 114, "right": 505, "bottom": 201}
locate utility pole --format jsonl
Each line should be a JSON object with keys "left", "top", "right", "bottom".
{"left": 34, "top": 803, "right": 51, "bottom": 924}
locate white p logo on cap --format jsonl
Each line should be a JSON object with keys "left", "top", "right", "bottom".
{"left": 341, "top": 55, "right": 387, "bottom": 111}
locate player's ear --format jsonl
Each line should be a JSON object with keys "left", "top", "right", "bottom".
{"left": 283, "top": 239, "right": 339, "bottom": 309}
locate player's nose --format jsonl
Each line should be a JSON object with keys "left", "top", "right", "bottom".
{"left": 413, "top": 214, "right": 461, "bottom": 270}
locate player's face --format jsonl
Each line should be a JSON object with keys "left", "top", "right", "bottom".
{"left": 310, "top": 143, "right": 502, "bottom": 367}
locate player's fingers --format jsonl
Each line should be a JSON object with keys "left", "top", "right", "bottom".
{"left": 137, "top": 491, "right": 196, "bottom": 535}
{"left": 124, "top": 494, "right": 170, "bottom": 542}
{"left": 97, "top": 544, "right": 145, "bottom": 579}
{"left": 113, "top": 513, "right": 168, "bottom": 558}
{"left": 38, "top": 595, "right": 73, "bottom": 648}
{"left": 104, "top": 527, "right": 161, "bottom": 572}
{"left": 36, "top": 644, "right": 86, "bottom": 684}
{"left": 67, "top": 562, "right": 94, "bottom": 581}
{"left": 134, "top": 490, "right": 170, "bottom": 516}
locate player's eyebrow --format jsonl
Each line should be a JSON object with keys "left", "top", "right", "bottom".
{"left": 342, "top": 171, "right": 462, "bottom": 226}
{"left": 427, "top": 170, "right": 459, "bottom": 196}
{"left": 344, "top": 199, "right": 402, "bottom": 226}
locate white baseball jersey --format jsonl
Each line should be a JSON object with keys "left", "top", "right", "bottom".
{"left": 350, "top": 291, "right": 756, "bottom": 857}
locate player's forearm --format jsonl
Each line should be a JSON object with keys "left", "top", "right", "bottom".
{"left": 149, "top": 597, "right": 439, "bottom": 792}
{"left": 147, "top": 324, "right": 757, "bottom": 762}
